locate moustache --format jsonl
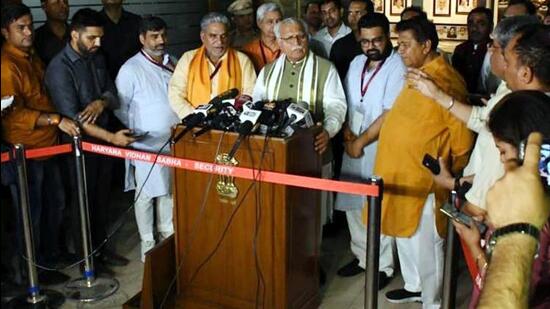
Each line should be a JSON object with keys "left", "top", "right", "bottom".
{"left": 366, "top": 49, "right": 383, "bottom": 60}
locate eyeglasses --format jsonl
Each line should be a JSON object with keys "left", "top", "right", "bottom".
{"left": 280, "top": 33, "right": 307, "bottom": 43}
{"left": 359, "top": 37, "right": 385, "bottom": 47}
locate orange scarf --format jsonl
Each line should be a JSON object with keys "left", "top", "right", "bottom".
{"left": 187, "top": 46, "right": 242, "bottom": 107}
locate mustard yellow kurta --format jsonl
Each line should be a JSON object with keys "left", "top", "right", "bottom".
{"left": 369, "top": 56, "right": 474, "bottom": 238}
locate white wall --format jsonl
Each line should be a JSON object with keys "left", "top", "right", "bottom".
{"left": 25, "top": 0, "right": 208, "bottom": 57}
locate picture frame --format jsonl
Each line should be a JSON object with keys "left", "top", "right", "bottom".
{"left": 390, "top": 23, "right": 398, "bottom": 38}
{"left": 433, "top": 0, "right": 451, "bottom": 16}
{"left": 456, "top": 0, "right": 477, "bottom": 14}
{"left": 374, "top": 0, "right": 385, "bottom": 14}
{"left": 390, "top": 0, "right": 408, "bottom": 16}
{"left": 435, "top": 23, "right": 468, "bottom": 41}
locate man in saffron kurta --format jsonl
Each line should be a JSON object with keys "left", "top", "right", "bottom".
{"left": 371, "top": 17, "right": 473, "bottom": 308}
{"left": 375, "top": 58, "right": 472, "bottom": 237}
{"left": 1, "top": 3, "right": 79, "bottom": 283}
{"left": 168, "top": 12, "right": 256, "bottom": 119}
{"left": 241, "top": 2, "right": 282, "bottom": 73}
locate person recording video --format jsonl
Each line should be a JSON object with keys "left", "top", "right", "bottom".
{"left": 454, "top": 91, "right": 550, "bottom": 309}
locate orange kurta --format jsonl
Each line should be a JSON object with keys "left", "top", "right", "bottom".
{"left": 241, "top": 38, "right": 280, "bottom": 73}
{"left": 369, "top": 55, "right": 474, "bottom": 237}
{"left": 1, "top": 43, "right": 57, "bottom": 149}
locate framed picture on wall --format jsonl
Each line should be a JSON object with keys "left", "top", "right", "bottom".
{"left": 433, "top": 0, "right": 451, "bottom": 16}
{"left": 436, "top": 24, "right": 468, "bottom": 40}
{"left": 456, "top": 0, "right": 477, "bottom": 14}
{"left": 390, "top": 0, "right": 408, "bottom": 15}
{"left": 374, "top": 0, "right": 385, "bottom": 13}
{"left": 390, "top": 23, "right": 398, "bottom": 38}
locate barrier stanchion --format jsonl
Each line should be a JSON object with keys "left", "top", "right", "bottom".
{"left": 364, "top": 176, "right": 383, "bottom": 309}
{"left": 441, "top": 190, "right": 458, "bottom": 309}
{"left": 63, "top": 136, "right": 119, "bottom": 302}
{"left": 7, "top": 144, "right": 65, "bottom": 308}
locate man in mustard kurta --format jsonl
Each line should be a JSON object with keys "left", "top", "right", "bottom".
{"left": 371, "top": 17, "right": 473, "bottom": 307}
{"left": 168, "top": 12, "right": 256, "bottom": 119}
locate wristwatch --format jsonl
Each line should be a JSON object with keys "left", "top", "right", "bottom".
{"left": 486, "top": 223, "right": 540, "bottom": 258}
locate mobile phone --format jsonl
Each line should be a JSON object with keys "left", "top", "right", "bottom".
{"left": 440, "top": 203, "right": 487, "bottom": 234}
{"left": 422, "top": 154, "right": 440, "bottom": 175}
{"left": 126, "top": 130, "right": 149, "bottom": 140}
{"left": 519, "top": 138, "right": 550, "bottom": 189}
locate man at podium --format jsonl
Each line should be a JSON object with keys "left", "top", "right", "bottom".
{"left": 252, "top": 17, "right": 347, "bottom": 226}
{"left": 168, "top": 12, "right": 256, "bottom": 119}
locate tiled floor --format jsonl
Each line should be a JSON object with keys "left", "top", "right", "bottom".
{"left": 5, "top": 189, "right": 473, "bottom": 309}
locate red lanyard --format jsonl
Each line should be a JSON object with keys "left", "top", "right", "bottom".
{"left": 140, "top": 50, "right": 174, "bottom": 73}
{"left": 360, "top": 58, "right": 386, "bottom": 100}
{"left": 210, "top": 62, "right": 222, "bottom": 80}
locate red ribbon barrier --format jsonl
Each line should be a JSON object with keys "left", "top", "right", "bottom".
{"left": 0, "top": 144, "right": 73, "bottom": 163}
{"left": 82, "top": 142, "right": 380, "bottom": 197}
{"left": 25, "top": 144, "right": 73, "bottom": 159}
{"left": 0, "top": 152, "right": 8, "bottom": 163}
{"left": 1, "top": 141, "right": 381, "bottom": 196}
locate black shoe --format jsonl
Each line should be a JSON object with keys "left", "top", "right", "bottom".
{"left": 378, "top": 272, "right": 392, "bottom": 290}
{"left": 99, "top": 251, "right": 129, "bottom": 267}
{"left": 38, "top": 270, "right": 70, "bottom": 285}
{"left": 337, "top": 259, "right": 364, "bottom": 277}
{"left": 385, "top": 288, "right": 422, "bottom": 303}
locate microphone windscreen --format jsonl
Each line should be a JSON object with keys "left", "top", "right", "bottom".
{"left": 234, "top": 95, "right": 252, "bottom": 111}
{"left": 237, "top": 120, "right": 254, "bottom": 135}
{"left": 296, "top": 101, "right": 310, "bottom": 109}
{"left": 220, "top": 88, "right": 239, "bottom": 99}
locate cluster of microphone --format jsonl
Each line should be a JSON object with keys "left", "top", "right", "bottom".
{"left": 171, "top": 88, "right": 315, "bottom": 159}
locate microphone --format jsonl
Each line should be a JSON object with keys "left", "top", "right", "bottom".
{"left": 288, "top": 102, "right": 313, "bottom": 126}
{"left": 171, "top": 104, "right": 212, "bottom": 144}
{"left": 234, "top": 94, "right": 252, "bottom": 112}
{"left": 209, "top": 88, "right": 240, "bottom": 106}
{"left": 255, "top": 99, "right": 292, "bottom": 135}
{"left": 238, "top": 109, "right": 262, "bottom": 134}
{"left": 193, "top": 103, "right": 239, "bottom": 137}
{"left": 227, "top": 104, "right": 264, "bottom": 159}
{"left": 281, "top": 101, "right": 314, "bottom": 137}
{"left": 172, "top": 89, "right": 240, "bottom": 144}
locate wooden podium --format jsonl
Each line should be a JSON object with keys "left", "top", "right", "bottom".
{"left": 169, "top": 126, "right": 322, "bottom": 308}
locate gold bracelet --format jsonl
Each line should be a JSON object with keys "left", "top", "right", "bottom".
{"left": 52, "top": 114, "right": 61, "bottom": 126}
{"left": 447, "top": 97, "right": 455, "bottom": 110}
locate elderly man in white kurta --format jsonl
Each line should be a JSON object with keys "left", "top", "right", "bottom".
{"left": 253, "top": 17, "right": 347, "bottom": 226}
{"left": 334, "top": 13, "right": 405, "bottom": 285}
{"left": 115, "top": 16, "right": 179, "bottom": 262}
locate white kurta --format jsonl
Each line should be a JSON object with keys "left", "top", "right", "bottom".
{"left": 115, "top": 52, "right": 180, "bottom": 198}
{"left": 462, "top": 82, "right": 511, "bottom": 209}
{"left": 335, "top": 50, "right": 406, "bottom": 211}
{"left": 312, "top": 23, "right": 351, "bottom": 59}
